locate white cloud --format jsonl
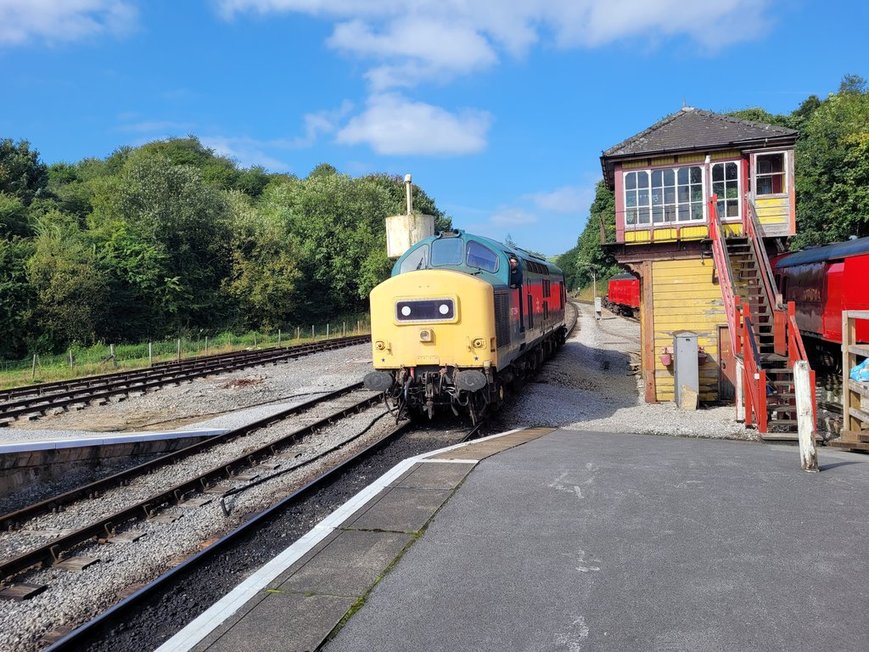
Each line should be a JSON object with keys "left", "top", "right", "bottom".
{"left": 292, "top": 101, "right": 354, "bottom": 147}
{"left": 336, "top": 93, "right": 491, "bottom": 156}
{"left": 217, "top": 1, "right": 772, "bottom": 88}
{"left": 200, "top": 135, "right": 291, "bottom": 171}
{"left": 489, "top": 207, "right": 538, "bottom": 227}
{"left": 527, "top": 185, "right": 594, "bottom": 214}
{"left": 0, "top": 0, "right": 137, "bottom": 47}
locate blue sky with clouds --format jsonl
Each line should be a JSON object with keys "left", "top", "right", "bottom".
{"left": 1, "top": 1, "right": 866, "bottom": 255}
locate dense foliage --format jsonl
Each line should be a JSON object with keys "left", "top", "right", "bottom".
{"left": 0, "top": 137, "right": 449, "bottom": 358}
{"left": 558, "top": 75, "right": 869, "bottom": 290}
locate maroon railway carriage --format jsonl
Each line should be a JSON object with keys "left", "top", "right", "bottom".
{"left": 606, "top": 273, "right": 640, "bottom": 316}
{"left": 772, "top": 236, "right": 869, "bottom": 345}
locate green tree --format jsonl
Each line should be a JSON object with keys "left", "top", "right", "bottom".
{"left": 0, "top": 139, "right": 48, "bottom": 205}
{"left": 27, "top": 212, "right": 110, "bottom": 348}
{"left": 794, "top": 75, "right": 869, "bottom": 247}
{"left": 89, "top": 150, "right": 233, "bottom": 334}
{"left": 224, "top": 190, "right": 302, "bottom": 330}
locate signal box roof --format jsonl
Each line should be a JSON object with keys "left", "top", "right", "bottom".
{"left": 601, "top": 107, "right": 797, "bottom": 187}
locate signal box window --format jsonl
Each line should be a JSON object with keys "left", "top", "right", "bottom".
{"left": 625, "top": 166, "right": 703, "bottom": 226}
{"left": 712, "top": 162, "right": 740, "bottom": 219}
{"left": 756, "top": 153, "right": 785, "bottom": 195}
{"left": 466, "top": 241, "right": 499, "bottom": 272}
{"left": 431, "top": 237, "right": 464, "bottom": 266}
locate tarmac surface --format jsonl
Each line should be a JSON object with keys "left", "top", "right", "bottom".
{"left": 164, "top": 428, "right": 869, "bottom": 652}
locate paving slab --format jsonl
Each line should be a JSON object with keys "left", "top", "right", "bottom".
{"left": 389, "top": 461, "right": 474, "bottom": 490}
{"left": 325, "top": 430, "right": 869, "bottom": 652}
{"left": 199, "top": 592, "right": 357, "bottom": 652}
{"left": 276, "top": 529, "right": 414, "bottom": 596}
{"left": 343, "top": 486, "right": 453, "bottom": 533}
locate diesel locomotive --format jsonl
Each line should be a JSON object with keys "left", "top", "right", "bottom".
{"left": 363, "top": 230, "right": 567, "bottom": 422}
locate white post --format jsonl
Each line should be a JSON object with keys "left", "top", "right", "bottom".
{"left": 148, "top": 342, "right": 153, "bottom": 366}
{"left": 794, "top": 360, "right": 818, "bottom": 472}
{"left": 68, "top": 349, "right": 73, "bottom": 368}
{"left": 326, "top": 323, "right": 330, "bottom": 337}
{"left": 204, "top": 336, "right": 208, "bottom": 354}
{"left": 311, "top": 325, "right": 315, "bottom": 338}
{"left": 176, "top": 338, "right": 181, "bottom": 362}
{"left": 31, "top": 353, "right": 37, "bottom": 380}
{"left": 735, "top": 358, "right": 745, "bottom": 422}
{"left": 278, "top": 329, "right": 281, "bottom": 346}
{"left": 296, "top": 326, "right": 300, "bottom": 340}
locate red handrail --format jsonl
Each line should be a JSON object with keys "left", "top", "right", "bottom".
{"left": 740, "top": 304, "right": 768, "bottom": 432}
{"left": 708, "top": 195, "right": 738, "bottom": 353}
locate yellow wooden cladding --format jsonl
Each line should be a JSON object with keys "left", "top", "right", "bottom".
{"left": 711, "top": 150, "right": 741, "bottom": 161}
{"left": 650, "top": 258, "right": 726, "bottom": 402}
{"left": 677, "top": 153, "right": 705, "bottom": 163}
{"left": 651, "top": 156, "right": 676, "bottom": 166}
{"left": 624, "top": 224, "right": 709, "bottom": 245}
{"left": 755, "top": 196, "right": 790, "bottom": 225}
{"left": 622, "top": 160, "right": 647, "bottom": 170}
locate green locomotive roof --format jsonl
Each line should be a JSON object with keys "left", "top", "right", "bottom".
{"left": 392, "top": 229, "right": 563, "bottom": 284}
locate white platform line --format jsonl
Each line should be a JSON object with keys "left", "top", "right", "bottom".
{"left": 156, "top": 427, "right": 526, "bottom": 652}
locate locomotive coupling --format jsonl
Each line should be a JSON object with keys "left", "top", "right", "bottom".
{"left": 363, "top": 371, "right": 394, "bottom": 392}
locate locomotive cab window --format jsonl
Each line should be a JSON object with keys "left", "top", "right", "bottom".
{"left": 466, "top": 241, "right": 499, "bottom": 272}
{"left": 431, "top": 237, "right": 464, "bottom": 266}
{"left": 399, "top": 245, "right": 429, "bottom": 273}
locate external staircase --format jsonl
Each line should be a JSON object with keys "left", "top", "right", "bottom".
{"left": 709, "top": 195, "right": 815, "bottom": 440}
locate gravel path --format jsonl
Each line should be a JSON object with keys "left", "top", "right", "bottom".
{"left": 500, "top": 302, "right": 751, "bottom": 439}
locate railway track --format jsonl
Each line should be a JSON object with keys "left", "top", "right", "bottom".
{"left": 0, "top": 335, "right": 370, "bottom": 425}
{"left": 0, "top": 384, "right": 383, "bottom": 586}
{"left": 34, "top": 419, "right": 483, "bottom": 651}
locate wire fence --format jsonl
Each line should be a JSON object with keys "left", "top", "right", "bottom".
{"left": 0, "top": 316, "right": 370, "bottom": 389}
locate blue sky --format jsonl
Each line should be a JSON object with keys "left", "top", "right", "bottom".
{"left": 0, "top": 1, "right": 866, "bottom": 256}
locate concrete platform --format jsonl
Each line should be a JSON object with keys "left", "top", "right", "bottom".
{"left": 160, "top": 429, "right": 869, "bottom": 652}
{"left": 0, "top": 429, "right": 224, "bottom": 497}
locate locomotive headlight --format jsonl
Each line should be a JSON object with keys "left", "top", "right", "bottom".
{"left": 472, "top": 338, "right": 485, "bottom": 349}
{"left": 375, "top": 340, "right": 386, "bottom": 350}
{"left": 419, "top": 329, "right": 433, "bottom": 342}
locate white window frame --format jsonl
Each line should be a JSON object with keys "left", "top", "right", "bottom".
{"left": 752, "top": 150, "right": 789, "bottom": 197}
{"left": 623, "top": 165, "right": 706, "bottom": 229}
{"left": 711, "top": 160, "right": 742, "bottom": 222}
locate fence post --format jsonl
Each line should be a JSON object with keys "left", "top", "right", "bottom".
{"left": 148, "top": 342, "right": 153, "bottom": 366}
{"left": 254, "top": 332, "right": 257, "bottom": 348}
{"left": 296, "top": 326, "right": 300, "bottom": 341}
{"left": 205, "top": 336, "right": 208, "bottom": 354}
{"left": 326, "top": 323, "right": 330, "bottom": 337}
{"left": 311, "top": 325, "right": 315, "bottom": 338}
{"left": 31, "top": 353, "right": 37, "bottom": 380}
{"left": 68, "top": 349, "right": 74, "bottom": 368}
{"left": 794, "top": 360, "right": 819, "bottom": 472}
{"left": 110, "top": 343, "right": 117, "bottom": 368}
{"left": 278, "top": 329, "right": 281, "bottom": 346}
{"left": 177, "top": 338, "right": 181, "bottom": 362}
